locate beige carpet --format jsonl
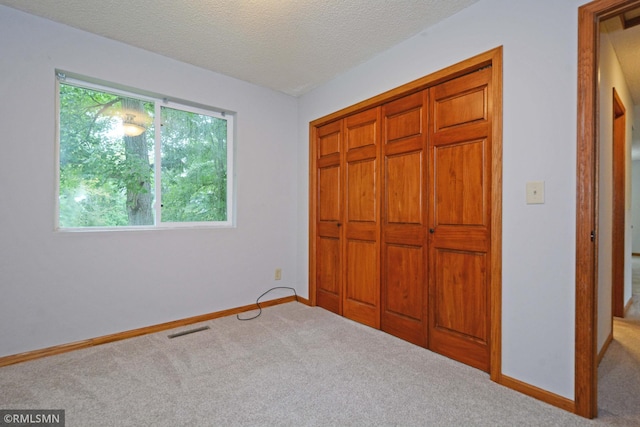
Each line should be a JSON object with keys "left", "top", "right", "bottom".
{"left": 0, "top": 302, "right": 602, "bottom": 427}
{"left": 595, "top": 257, "right": 640, "bottom": 425}
{"left": 0, "top": 300, "right": 638, "bottom": 426}
{"left": 598, "top": 295, "right": 640, "bottom": 426}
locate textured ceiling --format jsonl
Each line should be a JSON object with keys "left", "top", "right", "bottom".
{"left": 603, "top": 15, "right": 640, "bottom": 105}
{"left": 0, "top": 0, "right": 478, "bottom": 96}
{"left": 602, "top": 12, "right": 640, "bottom": 158}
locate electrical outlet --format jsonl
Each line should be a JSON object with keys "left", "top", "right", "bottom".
{"left": 275, "top": 268, "right": 282, "bottom": 280}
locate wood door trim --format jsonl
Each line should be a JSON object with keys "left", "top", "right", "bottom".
{"left": 309, "top": 122, "right": 319, "bottom": 307}
{"left": 309, "top": 49, "right": 498, "bottom": 129}
{"left": 309, "top": 46, "right": 502, "bottom": 381}
{"left": 612, "top": 88, "right": 626, "bottom": 318}
{"left": 489, "top": 46, "right": 503, "bottom": 382}
{"left": 576, "top": 0, "right": 640, "bottom": 419}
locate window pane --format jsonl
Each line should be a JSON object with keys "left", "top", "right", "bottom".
{"left": 58, "top": 83, "right": 155, "bottom": 227}
{"left": 160, "top": 107, "right": 228, "bottom": 223}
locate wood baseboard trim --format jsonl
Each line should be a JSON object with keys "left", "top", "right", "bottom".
{"left": 297, "top": 296, "right": 311, "bottom": 306}
{"left": 0, "top": 295, "right": 303, "bottom": 368}
{"left": 624, "top": 297, "right": 633, "bottom": 317}
{"left": 597, "top": 330, "right": 613, "bottom": 365}
{"left": 498, "top": 374, "right": 576, "bottom": 413}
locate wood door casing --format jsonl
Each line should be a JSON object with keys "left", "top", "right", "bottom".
{"left": 574, "top": 1, "right": 640, "bottom": 417}
{"left": 612, "top": 88, "right": 626, "bottom": 318}
{"left": 315, "top": 120, "right": 343, "bottom": 315}
{"left": 381, "top": 91, "right": 429, "bottom": 346}
{"left": 343, "top": 108, "right": 381, "bottom": 327}
{"left": 428, "top": 67, "right": 492, "bottom": 372}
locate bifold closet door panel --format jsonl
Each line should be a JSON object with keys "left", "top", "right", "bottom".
{"left": 315, "top": 120, "right": 343, "bottom": 315}
{"left": 381, "top": 91, "right": 429, "bottom": 347}
{"left": 311, "top": 50, "right": 500, "bottom": 375}
{"left": 342, "top": 108, "right": 381, "bottom": 328}
{"left": 428, "top": 67, "right": 492, "bottom": 372}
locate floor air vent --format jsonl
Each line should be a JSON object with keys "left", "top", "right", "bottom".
{"left": 168, "top": 326, "right": 210, "bottom": 339}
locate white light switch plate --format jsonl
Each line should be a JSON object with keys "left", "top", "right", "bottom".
{"left": 526, "top": 181, "right": 544, "bottom": 204}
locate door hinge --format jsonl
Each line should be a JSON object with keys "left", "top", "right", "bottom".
{"left": 590, "top": 230, "right": 595, "bottom": 242}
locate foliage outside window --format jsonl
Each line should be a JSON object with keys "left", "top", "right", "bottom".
{"left": 57, "top": 73, "right": 233, "bottom": 229}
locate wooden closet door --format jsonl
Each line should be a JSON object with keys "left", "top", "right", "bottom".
{"left": 381, "top": 91, "right": 428, "bottom": 347}
{"left": 315, "top": 120, "right": 343, "bottom": 315}
{"left": 342, "top": 108, "right": 381, "bottom": 328}
{"left": 428, "top": 68, "right": 492, "bottom": 372}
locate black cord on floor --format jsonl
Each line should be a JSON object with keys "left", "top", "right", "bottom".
{"left": 236, "top": 286, "right": 298, "bottom": 321}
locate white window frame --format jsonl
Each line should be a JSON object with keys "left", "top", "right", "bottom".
{"left": 55, "top": 71, "right": 235, "bottom": 231}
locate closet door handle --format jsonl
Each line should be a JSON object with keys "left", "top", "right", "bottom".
{"left": 337, "top": 223, "right": 342, "bottom": 227}
{"left": 429, "top": 228, "right": 435, "bottom": 234}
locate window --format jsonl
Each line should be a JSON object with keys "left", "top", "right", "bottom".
{"left": 56, "top": 73, "right": 234, "bottom": 229}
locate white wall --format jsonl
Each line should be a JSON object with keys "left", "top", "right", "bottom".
{"left": 0, "top": 6, "right": 300, "bottom": 357}
{"left": 633, "top": 161, "right": 640, "bottom": 252}
{"left": 297, "top": 0, "right": 584, "bottom": 399}
{"left": 597, "top": 29, "right": 635, "bottom": 350}
{"left": 2, "top": 0, "right": 613, "bottom": 405}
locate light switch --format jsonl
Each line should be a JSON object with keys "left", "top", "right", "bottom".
{"left": 526, "top": 181, "right": 544, "bottom": 204}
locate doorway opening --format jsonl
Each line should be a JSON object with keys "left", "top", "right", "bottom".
{"left": 576, "top": 0, "right": 640, "bottom": 419}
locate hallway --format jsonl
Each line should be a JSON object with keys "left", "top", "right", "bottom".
{"left": 596, "top": 256, "right": 640, "bottom": 425}
{"left": 632, "top": 256, "right": 640, "bottom": 299}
